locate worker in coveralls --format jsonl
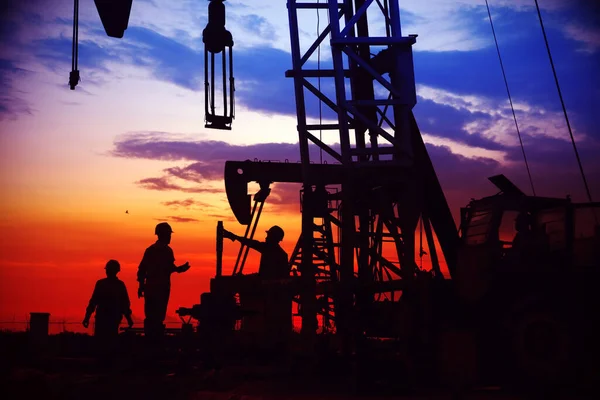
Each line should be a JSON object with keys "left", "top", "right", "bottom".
{"left": 222, "top": 225, "right": 291, "bottom": 358}
{"left": 137, "top": 222, "right": 191, "bottom": 341}
{"left": 82, "top": 260, "right": 134, "bottom": 359}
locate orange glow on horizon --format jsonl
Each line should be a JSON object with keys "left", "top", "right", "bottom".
{"left": 0, "top": 194, "right": 304, "bottom": 330}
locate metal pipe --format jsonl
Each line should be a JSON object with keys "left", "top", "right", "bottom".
{"left": 216, "top": 221, "right": 223, "bottom": 277}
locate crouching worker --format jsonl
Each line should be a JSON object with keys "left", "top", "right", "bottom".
{"left": 83, "top": 260, "right": 134, "bottom": 362}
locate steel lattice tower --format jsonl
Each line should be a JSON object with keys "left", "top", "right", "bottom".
{"left": 285, "top": 0, "right": 458, "bottom": 350}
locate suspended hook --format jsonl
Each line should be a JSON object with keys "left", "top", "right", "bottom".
{"left": 69, "top": 0, "right": 80, "bottom": 90}
{"left": 203, "top": 0, "right": 235, "bottom": 130}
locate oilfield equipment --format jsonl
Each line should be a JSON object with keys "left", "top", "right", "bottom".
{"left": 73, "top": 0, "right": 600, "bottom": 389}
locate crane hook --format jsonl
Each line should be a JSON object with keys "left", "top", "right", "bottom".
{"left": 69, "top": 0, "right": 80, "bottom": 90}
{"left": 202, "top": 0, "right": 235, "bottom": 130}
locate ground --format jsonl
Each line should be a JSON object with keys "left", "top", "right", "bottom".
{"left": 0, "top": 331, "right": 594, "bottom": 400}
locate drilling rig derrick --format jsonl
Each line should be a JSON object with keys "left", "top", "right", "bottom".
{"left": 86, "top": 0, "right": 460, "bottom": 359}
{"left": 281, "top": 0, "right": 458, "bottom": 352}
{"left": 205, "top": 0, "right": 459, "bottom": 357}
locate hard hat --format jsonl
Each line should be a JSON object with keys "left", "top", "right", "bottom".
{"left": 105, "top": 259, "right": 121, "bottom": 273}
{"left": 155, "top": 222, "right": 174, "bottom": 235}
{"left": 266, "top": 225, "right": 284, "bottom": 241}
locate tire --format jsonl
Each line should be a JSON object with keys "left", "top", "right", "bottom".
{"left": 510, "top": 307, "right": 574, "bottom": 390}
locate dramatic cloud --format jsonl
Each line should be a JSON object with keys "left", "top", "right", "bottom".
{"left": 400, "top": 0, "right": 600, "bottom": 54}
{"left": 114, "top": 125, "right": 600, "bottom": 205}
{"left": 118, "top": 26, "right": 203, "bottom": 90}
{"left": 159, "top": 199, "right": 232, "bottom": 222}
{"left": 161, "top": 198, "right": 208, "bottom": 209}
{"left": 421, "top": 133, "right": 509, "bottom": 164}
{"left": 0, "top": 60, "right": 34, "bottom": 120}
{"left": 427, "top": 143, "right": 502, "bottom": 193}
{"left": 231, "top": 13, "right": 278, "bottom": 47}
{"left": 136, "top": 176, "right": 221, "bottom": 193}
{"left": 112, "top": 132, "right": 302, "bottom": 162}
{"left": 417, "top": 84, "right": 588, "bottom": 149}
{"left": 555, "top": 0, "right": 600, "bottom": 53}
{"left": 564, "top": 24, "right": 600, "bottom": 54}
{"left": 8, "top": 1, "right": 600, "bottom": 204}
{"left": 165, "top": 162, "right": 224, "bottom": 182}
{"left": 114, "top": 132, "right": 339, "bottom": 196}
{"left": 6, "top": 0, "right": 596, "bottom": 140}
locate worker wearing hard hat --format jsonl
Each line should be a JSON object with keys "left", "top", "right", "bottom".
{"left": 83, "top": 259, "right": 134, "bottom": 338}
{"left": 222, "top": 225, "right": 291, "bottom": 359}
{"left": 137, "top": 222, "right": 191, "bottom": 340}
{"left": 222, "top": 225, "right": 289, "bottom": 280}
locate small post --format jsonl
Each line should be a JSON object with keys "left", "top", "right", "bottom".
{"left": 29, "top": 312, "right": 50, "bottom": 337}
{"left": 216, "top": 221, "right": 223, "bottom": 277}
{"left": 29, "top": 312, "right": 51, "bottom": 354}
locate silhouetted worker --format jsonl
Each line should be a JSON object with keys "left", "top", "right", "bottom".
{"left": 511, "top": 212, "right": 550, "bottom": 267}
{"left": 222, "top": 225, "right": 291, "bottom": 359}
{"left": 82, "top": 260, "right": 133, "bottom": 360}
{"left": 222, "top": 225, "right": 289, "bottom": 280}
{"left": 510, "top": 212, "right": 547, "bottom": 264}
{"left": 137, "top": 222, "right": 191, "bottom": 341}
{"left": 512, "top": 212, "right": 533, "bottom": 249}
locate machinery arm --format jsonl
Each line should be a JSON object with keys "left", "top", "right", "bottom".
{"left": 224, "top": 161, "right": 345, "bottom": 225}
{"left": 224, "top": 160, "right": 413, "bottom": 225}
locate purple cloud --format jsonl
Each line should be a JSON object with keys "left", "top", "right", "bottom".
{"left": 137, "top": 176, "right": 221, "bottom": 193}
{"left": 112, "top": 132, "right": 303, "bottom": 162}
{"left": 165, "top": 162, "right": 223, "bottom": 182}
{"left": 161, "top": 198, "right": 210, "bottom": 209}
{"left": 118, "top": 130, "right": 600, "bottom": 206}
{"left": 0, "top": 60, "right": 35, "bottom": 120}
{"left": 112, "top": 132, "right": 341, "bottom": 195}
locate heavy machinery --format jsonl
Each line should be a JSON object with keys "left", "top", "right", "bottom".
{"left": 453, "top": 176, "right": 600, "bottom": 386}
{"left": 84, "top": 0, "right": 599, "bottom": 390}
{"left": 184, "top": 163, "right": 600, "bottom": 387}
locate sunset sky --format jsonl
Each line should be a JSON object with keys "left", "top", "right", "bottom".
{"left": 0, "top": 0, "right": 599, "bottom": 331}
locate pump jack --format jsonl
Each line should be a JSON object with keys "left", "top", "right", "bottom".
{"left": 85, "top": 0, "right": 600, "bottom": 390}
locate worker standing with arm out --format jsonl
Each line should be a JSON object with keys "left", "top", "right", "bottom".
{"left": 137, "top": 222, "right": 191, "bottom": 344}
{"left": 222, "top": 225, "right": 291, "bottom": 360}
{"left": 222, "top": 225, "right": 289, "bottom": 280}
